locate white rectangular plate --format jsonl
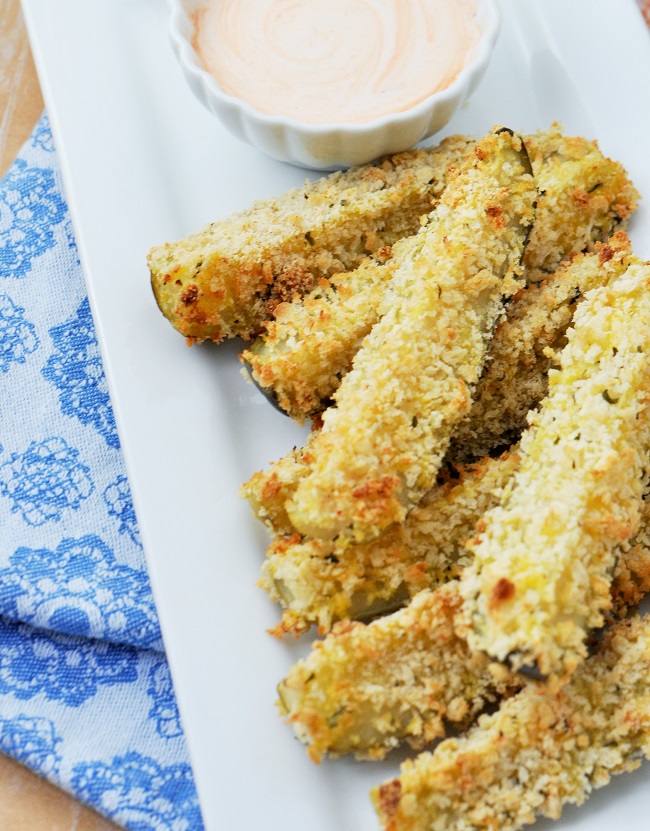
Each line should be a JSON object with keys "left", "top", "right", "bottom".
{"left": 21, "top": 1, "right": 650, "bottom": 829}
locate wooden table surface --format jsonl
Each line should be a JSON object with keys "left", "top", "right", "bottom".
{"left": 0, "top": 1, "right": 122, "bottom": 828}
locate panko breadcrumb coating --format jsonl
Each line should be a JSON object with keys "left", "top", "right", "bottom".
{"left": 246, "top": 239, "right": 640, "bottom": 641}
{"left": 522, "top": 127, "right": 639, "bottom": 280}
{"left": 460, "top": 257, "right": 650, "bottom": 680}
{"left": 372, "top": 615, "right": 650, "bottom": 831}
{"left": 266, "top": 404, "right": 650, "bottom": 640}
{"left": 149, "top": 136, "right": 471, "bottom": 343}
{"left": 239, "top": 440, "right": 316, "bottom": 537}
{"left": 241, "top": 237, "right": 634, "bottom": 540}
{"left": 286, "top": 130, "right": 537, "bottom": 544}
{"left": 276, "top": 494, "right": 650, "bottom": 763}
{"left": 450, "top": 231, "right": 635, "bottom": 461}
{"left": 240, "top": 130, "right": 638, "bottom": 422}
{"left": 241, "top": 240, "right": 412, "bottom": 422}
{"left": 263, "top": 451, "right": 520, "bottom": 637}
{"left": 609, "top": 498, "right": 650, "bottom": 619}
{"left": 277, "top": 582, "right": 517, "bottom": 763}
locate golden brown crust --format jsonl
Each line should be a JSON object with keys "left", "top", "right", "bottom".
{"left": 609, "top": 496, "right": 650, "bottom": 619}
{"left": 450, "top": 231, "right": 635, "bottom": 461}
{"left": 277, "top": 582, "right": 519, "bottom": 763}
{"left": 151, "top": 127, "right": 637, "bottom": 347}
{"left": 460, "top": 258, "right": 650, "bottom": 679}
{"left": 262, "top": 451, "right": 520, "bottom": 635}
{"left": 372, "top": 615, "right": 650, "bottom": 831}
{"left": 239, "top": 442, "right": 315, "bottom": 536}
{"left": 286, "top": 130, "right": 536, "bottom": 543}
{"left": 236, "top": 130, "right": 638, "bottom": 422}
{"left": 523, "top": 127, "right": 639, "bottom": 280}
{"left": 149, "top": 136, "right": 472, "bottom": 343}
{"left": 241, "top": 257, "right": 399, "bottom": 422}
{"left": 241, "top": 239, "right": 634, "bottom": 549}
{"left": 275, "top": 511, "right": 650, "bottom": 762}
{"left": 247, "top": 243, "right": 639, "bottom": 640}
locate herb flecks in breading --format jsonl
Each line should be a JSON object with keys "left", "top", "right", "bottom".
{"left": 286, "top": 129, "right": 537, "bottom": 544}
{"left": 372, "top": 615, "right": 650, "bottom": 831}
{"left": 460, "top": 258, "right": 650, "bottom": 680}
{"left": 238, "top": 130, "right": 638, "bottom": 423}
{"left": 263, "top": 451, "right": 519, "bottom": 636}
{"left": 149, "top": 136, "right": 472, "bottom": 343}
{"left": 277, "top": 496, "right": 650, "bottom": 762}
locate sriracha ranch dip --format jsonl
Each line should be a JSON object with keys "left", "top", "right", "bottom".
{"left": 191, "top": 0, "right": 480, "bottom": 124}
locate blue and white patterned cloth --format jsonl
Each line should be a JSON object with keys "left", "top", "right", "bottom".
{"left": 0, "top": 114, "right": 203, "bottom": 830}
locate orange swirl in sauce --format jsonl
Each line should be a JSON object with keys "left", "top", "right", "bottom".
{"left": 192, "top": 0, "right": 480, "bottom": 124}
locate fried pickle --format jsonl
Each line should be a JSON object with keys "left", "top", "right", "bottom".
{"left": 460, "top": 258, "right": 650, "bottom": 679}
{"left": 149, "top": 137, "right": 470, "bottom": 343}
{"left": 276, "top": 493, "right": 650, "bottom": 763}
{"left": 242, "top": 237, "right": 633, "bottom": 546}
{"left": 286, "top": 130, "right": 536, "bottom": 544}
{"left": 372, "top": 615, "right": 650, "bottom": 831}
{"left": 241, "top": 131, "right": 638, "bottom": 422}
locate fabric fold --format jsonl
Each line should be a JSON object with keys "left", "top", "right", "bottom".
{"left": 0, "top": 114, "right": 202, "bottom": 830}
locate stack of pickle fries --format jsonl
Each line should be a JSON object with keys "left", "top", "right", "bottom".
{"left": 149, "top": 126, "right": 650, "bottom": 831}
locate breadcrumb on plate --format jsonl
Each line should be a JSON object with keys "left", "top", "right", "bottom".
{"left": 286, "top": 129, "right": 537, "bottom": 544}
{"left": 372, "top": 614, "right": 650, "bottom": 831}
{"left": 460, "top": 257, "right": 650, "bottom": 680}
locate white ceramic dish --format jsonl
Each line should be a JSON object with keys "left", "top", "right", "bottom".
{"left": 168, "top": 0, "right": 501, "bottom": 169}
{"left": 20, "top": 0, "right": 650, "bottom": 829}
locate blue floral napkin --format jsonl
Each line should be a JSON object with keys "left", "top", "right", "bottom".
{"left": 0, "top": 114, "right": 203, "bottom": 830}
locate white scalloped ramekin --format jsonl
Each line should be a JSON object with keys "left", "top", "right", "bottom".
{"left": 169, "top": 0, "right": 500, "bottom": 170}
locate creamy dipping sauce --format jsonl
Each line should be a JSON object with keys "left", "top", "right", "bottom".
{"left": 192, "top": 0, "right": 480, "bottom": 124}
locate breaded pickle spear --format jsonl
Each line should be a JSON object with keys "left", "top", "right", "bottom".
{"left": 257, "top": 239, "right": 636, "bottom": 641}
{"left": 241, "top": 131, "right": 638, "bottom": 422}
{"left": 268, "top": 337, "right": 650, "bottom": 638}
{"left": 263, "top": 450, "right": 520, "bottom": 637}
{"left": 522, "top": 128, "right": 639, "bottom": 280}
{"left": 460, "top": 258, "right": 650, "bottom": 680}
{"left": 286, "top": 130, "right": 537, "bottom": 543}
{"left": 149, "top": 136, "right": 471, "bottom": 343}
{"left": 241, "top": 236, "right": 634, "bottom": 540}
{"left": 450, "top": 231, "right": 634, "bottom": 461}
{"left": 241, "top": 243, "right": 410, "bottom": 422}
{"left": 278, "top": 533, "right": 650, "bottom": 764}
{"left": 276, "top": 495, "right": 650, "bottom": 763}
{"left": 372, "top": 615, "right": 650, "bottom": 831}
{"left": 277, "top": 582, "right": 516, "bottom": 763}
